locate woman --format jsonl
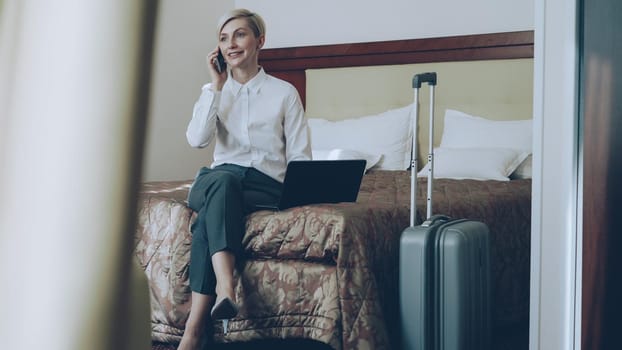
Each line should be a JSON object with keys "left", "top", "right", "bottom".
{"left": 178, "top": 8, "right": 311, "bottom": 350}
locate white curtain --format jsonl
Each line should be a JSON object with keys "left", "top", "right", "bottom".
{"left": 0, "top": 1, "right": 157, "bottom": 349}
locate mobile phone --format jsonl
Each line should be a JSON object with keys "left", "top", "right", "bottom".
{"left": 215, "top": 49, "right": 226, "bottom": 73}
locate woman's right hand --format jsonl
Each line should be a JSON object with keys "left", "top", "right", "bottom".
{"left": 206, "top": 47, "right": 227, "bottom": 91}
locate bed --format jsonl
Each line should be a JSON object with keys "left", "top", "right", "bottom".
{"left": 138, "top": 30, "right": 534, "bottom": 350}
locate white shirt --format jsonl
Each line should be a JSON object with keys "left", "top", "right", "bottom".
{"left": 187, "top": 68, "right": 311, "bottom": 182}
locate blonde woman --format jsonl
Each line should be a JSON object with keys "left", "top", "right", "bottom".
{"left": 179, "top": 8, "right": 311, "bottom": 350}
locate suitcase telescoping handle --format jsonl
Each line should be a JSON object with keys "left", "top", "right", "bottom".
{"left": 410, "top": 72, "right": 437, "bottom": 226}
{"left": 412, "top": 72, "right": 437, "bottom": 88}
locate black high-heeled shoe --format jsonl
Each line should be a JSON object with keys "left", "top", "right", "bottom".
{"left": 210, "top": 297, "right": 239, "bottom": 334}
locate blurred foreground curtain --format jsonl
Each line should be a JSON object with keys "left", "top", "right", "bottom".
{"left": 0, "top": 1, "right": 158, "bottom": 349}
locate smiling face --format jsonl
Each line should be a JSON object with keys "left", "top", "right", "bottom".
{"left": 218, "top": 18, "right": 265, "bottom": 71}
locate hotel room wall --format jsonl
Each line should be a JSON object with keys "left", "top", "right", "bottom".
{"left": 142, "top": 0, "right": 232, "bottom": 182}
{"left": 143, "top": 0, "right": 534, "bottom": 181}
{"left": 236, "top": 0, "right": 534, "bottom": 48}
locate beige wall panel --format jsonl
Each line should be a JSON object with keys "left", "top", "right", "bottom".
{"left": 306, "top": 59, "right": 533, "bottom": 161}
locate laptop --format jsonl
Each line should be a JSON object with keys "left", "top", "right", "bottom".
{"left": 256, "top": 159, "right": 366, "bottom": 210}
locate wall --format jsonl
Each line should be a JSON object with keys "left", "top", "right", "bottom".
{"left": 237, "top": 0, "right": 534, "bottom": 48}
{"left": 143, "top": 0, "right": 534, "bottom": 181}
{"left": 142, "top": 0, "right": 232, "bottom": 181}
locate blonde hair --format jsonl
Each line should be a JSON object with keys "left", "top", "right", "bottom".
{"left": 217, "top": 9, "right": 266, "bottom": 38}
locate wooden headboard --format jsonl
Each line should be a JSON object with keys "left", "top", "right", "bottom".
{"left": 259, "top": 31, "right": 534, "bottom": 107}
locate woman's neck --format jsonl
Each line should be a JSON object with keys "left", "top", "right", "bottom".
{"left": 231, "top": 63, "right": 260, "bottom": 85}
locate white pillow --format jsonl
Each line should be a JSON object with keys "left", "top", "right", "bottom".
{"left": 510, "top": 154, "right": 532, "bottom": 179}
{"left": 312, "top": 149, "right": 382, "bottom": 171}
{"left": 441, "top": 109, "right": 532, "bottom": 153}
{"left": 307, "top": 104, "right": 412, "bottom": 170}
{"left": 417, "top": 147, "right": 529, "bottom": 181}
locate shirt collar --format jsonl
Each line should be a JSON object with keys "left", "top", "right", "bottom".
{"left": 227, "top": 67, "right": 267, "bottom": 96}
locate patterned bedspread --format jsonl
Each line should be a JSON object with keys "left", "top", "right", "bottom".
{"left": 134, "top": 170, "right": 531, "bottom": 349}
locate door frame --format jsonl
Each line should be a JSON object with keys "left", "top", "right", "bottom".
{"left": 530, "top": 0, "right": 582, "bottom": 349}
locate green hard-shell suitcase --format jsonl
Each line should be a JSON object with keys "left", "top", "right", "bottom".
{"left": 399, "top": 72, "right": 491, "bottom": 350}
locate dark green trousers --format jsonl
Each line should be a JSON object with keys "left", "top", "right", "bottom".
{"left": 187, "top": 164, "right": 282, "bottom": 295}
